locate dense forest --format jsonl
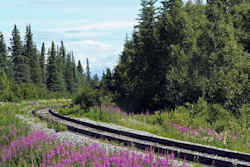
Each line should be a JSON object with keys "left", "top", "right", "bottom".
{"left": 102, "top": 0, "right": 250, "bottom": 114}
{"left": 0, "top": 0, "right": 249, "bottom": 115}
{"left": 0, "top": 25, "right": 101, "bottom": 101}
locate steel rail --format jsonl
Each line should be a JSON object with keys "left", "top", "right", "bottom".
{"left": 32, "top": 107, "right": 250, "bottom": 167}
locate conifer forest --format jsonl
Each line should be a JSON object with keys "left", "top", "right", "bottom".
{"left": 0, "top": 0, "right": 249, "bottom": 166}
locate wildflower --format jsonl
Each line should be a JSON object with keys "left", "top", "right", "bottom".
{"left": 199, "top": 127, "right": 205, "bottom": 132}
{"left": 170, "top": 152, "right": 175, "bottom": 160}
{"left": 231, "top": 133, "right": 236, "bottom": 140}
{"left": 183, "top": 157, "right": 187, "bottom": 167}
{"left": 193, "top": 129, "right": 197, "bottom": 136}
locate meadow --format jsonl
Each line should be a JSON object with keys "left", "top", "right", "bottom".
{"left": 0, "top": 100, "right": 190, "bottom": 167}
{"left": 57, "top": 98, "right": 250, "bottom": 154}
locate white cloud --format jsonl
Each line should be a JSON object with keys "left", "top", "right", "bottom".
{"left": 80, "top": 40, "right": 112, "bottom": 51}
{"left": 47, "top": 20, "right": 136, "bottom": 33}
{"left": 67, "top": 40, "right": 121, "bottom": 75}
{"left": 72, "top": 21, "right": 136, "bottom": 31}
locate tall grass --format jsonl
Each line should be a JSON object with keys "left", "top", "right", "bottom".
{"left": 1, "top": 129, "right": 188, "bottom": 167}
{"left": 58, "top": 99, "right": 250, "bottom": 153}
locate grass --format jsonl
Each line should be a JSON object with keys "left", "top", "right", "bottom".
{"left": 0, "top": 99, "right": 246, "bottom": 166}
{"left": 57, "top": 101, "right": 250, "bottom": 154}
{"left": 0, "top": 99, "right": 190, "bottom": 167}
{"left": 47, "top": 120, "right": 68, "bottom": 132}
{"left": 0, "top": 99, "right": 70, "bottom": 148}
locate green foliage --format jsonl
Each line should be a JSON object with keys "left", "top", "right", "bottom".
{"left": 0, "top": 71, "right": 16, "bottom": 102}
{"left": 73, "top": 87, "right": 101, "bottom": 111}
{"left": 111, "top": 0, "right": 249, "bottom": 114}
{"left": 39, "top": 43, "right": 46, "bottom": 84}
{"left": 46, "top": 41, "right": 65, "bottom": 92}
{"left": 101, "top": 68, "right": 113, "bottom": 91}
{"left": 10, "top": 25, "right": 30, "bottom": 84}
{"left": 0, "top": 32, "right": 8, "bottom": 75}
{"left": 59, "top": 99, "right": 250, "bottom": 153}
{"left": 47, "top": 120, "right": 67, "bottom": 132}
{"left": 24, "top": 25, "right": 42, "bottom": 85}
{"left": 77, "top": 60, "right": 84, "bottom": 75}
{"left": 0, "top": 103, "right": 30, "bottom": 145}
{"left": 0, "top": 70, "right": 71, "bottom": 102}
{"left": 12, "top": 83, "right": 46, "bottom": 100}
{"left": 86, "top": 58, "right": 91, "bottom": 83}
{"left": 239, "top": 104, "right": 250, "bottom": 130}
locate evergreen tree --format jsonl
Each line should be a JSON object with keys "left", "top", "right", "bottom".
{"left": 91, "top": 74, "right": 99, "bottom": 88}
{"left": 230, "top": 1, "right": 250, "bottom": 53}
{"left": 59, "top": 41, "right": 67, "bottom": 88}
{"left": 59, "top": 41, "right": 66, "bottom": 64}
{"left": 10, "top": 25, "right": 30, "bottom": 83}
{"left": 40, "top": 42, "right": 46, "bottom": 84}
{"left": 77, "top": 60, "right": 84, "bottom": 74}
{"left": 0, "top": 32, "right": 8, "bottom": 74}
{"left": 65, "top": 53, "right": 74, "bottom": 93}
{"left": 102, "top": 68, "right": 113, "bottom": 91}
{"left": 46, "top": 41, "right": 64, "bottom": 92}
{"left": 24, "top": 25, "right": 42, "bottom": 85}
{"left": 132, "top": 0, "right": 158, "bottom": 111}
{"left": 71, "top": 53, "right": 79, "bottom": 93}
{"left": 56, "top": 42, "right": 66, "bottom": 91}
{"left": 86, "top": 58, "right": 91, "bottom": 83}
{"left": 31, "top": 45, "right": 42, "bottom": 85}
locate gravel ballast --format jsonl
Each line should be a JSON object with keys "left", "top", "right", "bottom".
{"left": 17, "top": 114, "right": 193, "bottom": 167}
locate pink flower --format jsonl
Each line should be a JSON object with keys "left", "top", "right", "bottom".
{"left": 170, "top": 152, "right": 175, "bottom": 160}
{"left": 231, "top": 133, "right": 236, "bottom": 140}
{"left": 193, "top": 129, "right": 197, "bottom": 136}
{"left": 199, "top": 127, "right": 205, "bottom": 132}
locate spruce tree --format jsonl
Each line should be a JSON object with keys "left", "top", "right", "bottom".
{"left": 59, "top": 41, "right": 67, "bottom": 86}
{"left": 102, "top": 68, "right": 112, "bottom": 91}
{"left": 65, "top": 53, "right": 74, "bottom": 93}
{"left": 59, "top": 41, "right": 66, "bottom": 64}
{"left": 24, "top": 25, "right": 42, "bottom": 85}
{"left": 71, "top": 54, "right": 79, "bottom": 93}
{"left": 0, "top": 32, "right": 8, "bottom": 74}
{"left": 46, "top": 41, "right": 64, "bottom": 92}
{"left": 86, "top": 58, "right": 91, "bottom": 83}
{"left": 132, "top": 0, "right": 158, "bottom": 111}
{"left": 10, "top": 25, "right": 30, "bottom": 83}
{"left": 56, "top": 42, "right": 66, "bottom": 91}
{"left": 47, "top": 41, "right": 57, "bottom": 91}
{"left": 31, "top": 45, "right": 42, "bottom": 85}
{"left": 92, "top": 74, "right": 99, "bottom": 88}
{"left": 77, "top": 60, "right": 84, "bottom": 74}
{"left": 40, "top": 43, "right": 46, "bottom": 84}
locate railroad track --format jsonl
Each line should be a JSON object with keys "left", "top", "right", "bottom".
{"left": 32, "top": 107, "right": 250, "bottom": 167}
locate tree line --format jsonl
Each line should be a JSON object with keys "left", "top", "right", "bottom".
{"left": 104, "top": 0, "right": 249, "bottom": 114}
{"left": 0, "top": 25, "right": 99, "bottom": 101}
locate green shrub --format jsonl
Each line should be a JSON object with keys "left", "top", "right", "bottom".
{"left": 73, "top": 87, "right": 101, "bottom": 111}
{"left": 239, "top": 104, "right": 250, "bottom": 130}
{"left": 0, "top": 72, "right": 17, "bottom": 102}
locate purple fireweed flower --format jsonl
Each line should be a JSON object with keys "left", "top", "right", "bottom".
{"left": 26, "top": 101, "right": 39, "bottom": 105}
{"left": 1, "top": 129, "right": 189, "bottom": 167}
{"left": 170, "top": 152, "right": 175, "bottom": 160}
{"left": 199, "top": 127, "right": 205, "bottom": 132}
{"left": 232, "top": 133, "right": 236, "bottom": 140}
{"left": 207, "top": 128, "right": 214, "bottom": 136}
{"left": 183, "top": 157, "right": 187, "bottom": 167}
{"left": 193, "top": 129, "right": 198, "bottom": 136}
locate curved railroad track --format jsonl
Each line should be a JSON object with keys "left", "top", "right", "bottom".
{"left": 32, "top": 107, "right": 250, "bottom": 167}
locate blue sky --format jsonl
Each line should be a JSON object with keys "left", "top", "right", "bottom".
{"left": 0, "top": 0, "right": 193, "bottom": 76}
{"left": 0, "top": 0, "right": 143, "bottom": 76}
